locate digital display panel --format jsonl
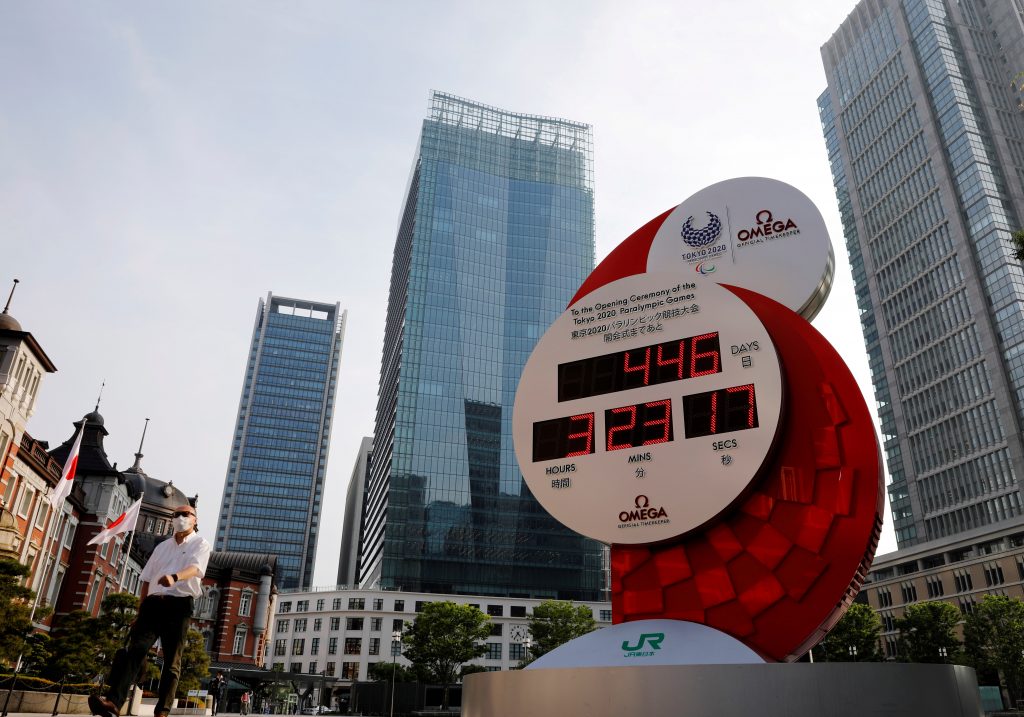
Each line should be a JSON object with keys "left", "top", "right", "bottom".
{"left": 558, "top": 333, "right": 722, "bottom": 402}
{"left": 532, "top": 413, "right": 595, "bottom": 462}
{"left": 605, "top": 399, "right": 674, "bottom": 451}
{"left": 682, "top": 384, "right": 759, "bottom": 438}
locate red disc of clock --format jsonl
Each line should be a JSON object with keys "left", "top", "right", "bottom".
{"left": 512, "top": 177, "right": 883, "bottom": 662}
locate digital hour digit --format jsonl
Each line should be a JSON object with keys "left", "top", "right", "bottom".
{"left": 682, "top": 384, "right": 759, "bottom": 438}
{"left": 605, "top": 399, "right": 674, "bottom": 451}
{"left": 532, "top": 413, "right": 595, "bottom": 462}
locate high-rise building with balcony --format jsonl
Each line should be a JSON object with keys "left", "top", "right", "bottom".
{"left": 359, "top": 92, "right": 603, "bottom": 598}
{"left": 216, "top": 293, "right": 346, "bottom": 589}
{"left": 820, "top": 0, "right": 1024, "bottom": 547}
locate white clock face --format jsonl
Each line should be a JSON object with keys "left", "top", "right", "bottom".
{"left": 510, "top": 625, "right": 529, "bottom": 642}
{"left": 513, "top": 274, "right": 784, "bottom": 544}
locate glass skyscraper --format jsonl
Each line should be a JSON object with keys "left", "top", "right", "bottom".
{"left": 820, "top": 0, "right": 1024, "bottom": 547}
{"left": 215, "top": 293, "right": 346, "bottom": 589}
{"left": 359, "top": 92, "right": 604, "bottom": 599}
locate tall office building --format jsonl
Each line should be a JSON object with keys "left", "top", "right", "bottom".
{"left": 216, "top": 293, "right": 346, "bottom": 589}
{"left": 820, "top": 0, "right": 1024, "bottom": 547}
{"left": 359, "top": 92, "right": 603, "bottom": 599}
{"left": 338, "top": 436, "right": 372, "bottom": 587}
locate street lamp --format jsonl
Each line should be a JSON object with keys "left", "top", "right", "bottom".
{"left": 939, "top": 646, "right": 948, "bottom": 662}
{"left": 524, "top": 638, "right": 531, "bottom": 662}
{"left": 848, "top": 645, "right": 858, "bottom": 662}
{"left": 390, "top": 629, "right": 402, "bottom": 717}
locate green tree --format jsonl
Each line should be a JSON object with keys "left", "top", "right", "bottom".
{"left": 1012, "top": 230, "right": 1024, "bottom": 263}
{"left": 401, "top": 601, "right": 490, "bottom": 709}
{"left": 176, "top": 629, "right": 210, "bottom": 697}
{"left": 0, "top": 557, "right": 36, "bottom": 667}
{"left": 965, "top": 595, "right": 1024, "bottom": 704}
{"left": 895, "top": 601, "right": 963, "bottom": 664}
{"left": 45, "top": 610, "right": 104, "bottom": 682}
{"left": 817, "top": 603, "right": 883, "bottom": 662}
{"left": 526, "top": 600, "right": 596, "bottom": 661}
{"left": 20, "top": 633, "right": 51, "bottom": 676}
{"left": 367, "top": 662, "right": 415, "bottom": 682}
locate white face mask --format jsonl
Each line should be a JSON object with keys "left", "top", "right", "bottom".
{"left": 172, "top": 516, "right": 193, "bottom": 533}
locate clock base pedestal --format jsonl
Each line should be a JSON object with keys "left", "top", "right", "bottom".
{"left": 463, "top": 663, "right": 981, "bottom": 717}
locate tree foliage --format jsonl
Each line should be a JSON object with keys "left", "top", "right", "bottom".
{"left": 1012, "top": 230, "right": 1024, "bottom": 264}
{"left": 965, "top": 595, "right": 1024, "bottom": 703}
{"left": 0, "top": 558, "right": 36, "bottom": 667}
{"left": 45, "top": 610, "right": 105, "bottom": 681}
{"left": 367, "top": 662, "right": 415, "bottom": 683}
{"left": 526, "top": 600, "right": 597, "bottom": 660}
{"left": 895, "top": 601, "right": 963, "bottom": 664}
{"left": 176, "top": 629, "right": 210, "bottom": 697}
{"left": 817, "top": 603, "right": 883, "bottom": 662}
{"left": 401, "top": 601, "right": 490, "bottom": 708}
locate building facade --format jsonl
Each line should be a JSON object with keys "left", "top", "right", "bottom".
{"left": 863, "top": 520, "right": 1024, "bottom": 658}
{"left": 820, "top": 0, "right": 1024, "bottom": 547}
{"left": 337, "top": 437, "right": 372, "bottom": 587}
{"left": 215, "top": 294, "right": 347, "bottom": 589}
{"left": 359, "top": 92, "right": 603, "bottom": 599}
{"left": 267, "top": 586, "right": 611, "bottom": 687}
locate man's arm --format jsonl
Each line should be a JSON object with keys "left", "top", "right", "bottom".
{"left": 140, "top": 581, "right": 150, "bottom": 599}
{"left": 156, "top": 563, "right": 203, "bottom": 587}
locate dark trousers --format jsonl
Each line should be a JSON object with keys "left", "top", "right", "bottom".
{"left": 106, "top": 595, "right": 194, "bottom": 715}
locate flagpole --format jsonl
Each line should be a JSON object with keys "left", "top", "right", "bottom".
{"left": 118, "top": 530, "right": 137, "bottom": 592}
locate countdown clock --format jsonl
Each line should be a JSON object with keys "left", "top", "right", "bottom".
{"left": 513, "top": 274, "right": 784, "bottom": 545}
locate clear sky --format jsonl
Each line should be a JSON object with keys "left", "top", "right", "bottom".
{"left": 1, "top": 0, "right": 895, "bottom": 588}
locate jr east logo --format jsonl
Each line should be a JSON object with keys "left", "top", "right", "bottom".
{"left": 621, "top": 632, "right": 665, "bottom": 658}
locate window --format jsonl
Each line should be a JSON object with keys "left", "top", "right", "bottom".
{"left": 328, "top": 637, "right": 338, "bottom": 655}
{"left": 308, "top": 662, "right": 317, "bottom": 674}
{"left": 346, "top": 618, "right": 363, "bottom": 630}
{"left": 332, "top": 598, "right": 342, "bottom": 610}
{"left": 314, "top": 618, "right": 322, "bottom": 632}
{"left": 392, "top": 639, "right": 402, "bottom": 657}
{"left": 926, "top": 577, "right": 945, "bottom": 598}
{"left": 900, "top": 582, "right": 918, "bottom": 603}
{"left": 509, "top": 643, "right": 525, "bottom": 661}
{"left": 954, "top": 570, "right": 974, "bottom": 592}
{"left": 274, "top": 639, "right": 287, "bottom": 657}
{"left": 370, "top": 617, "right": 382, "bottom": 631}
{"left": 296, "top": 600, "right": 309, "bottom": 612}
{"left": 292, "top": 639, "right": 305, "bottom": 655}
{"left": 392, "top": 619, "right": 404, "bottom": 632}
{"left": 294, "top": 619, "right": 307, "bottom": 633}
{"left": 239, "top": 590, "right": 253, "bottom": 617}
{"left": 490, "top": 624, "right": 503, "bottom": 636}
{"left": 326, "top": 662, "right": 336, "bottom": 677}
{"left": 280, "top": 602, "right": 292, "bottom": 614}
{"left": 290, "top": 663, "right": 301, "bottom": 673}
{"left": 876, "top": 588, "right": 893, "bottom": 608}
{"left": 344, "top": 638, "right": 361, "bottom": 655}
{"left": 233, "top": 628, "right": 247, "bottom": 655}
{"left": 330, "top": 617, "right": 340, "bottom": 631}
{"left": 341, "top": 663, "right": 359, "bottom": 680}
{"left": 487, "top": 605, "right": 503, "bottom": 617}
{"left": 369, "top": 638, "right": 380, "bottom": 655}
{"left": 273, "top": 662, "right": 285, "bottom": 671}
{"left": 311, "top": 638, "right": 320, "bottom": 655}
{"left": 316, "top": 599, "right": 324, "bottom": 611}
{"left": 599, "top": 610, "right": 612, "bottom": 622}
{"left": 486, "top": 643, "right": 502, "bottom": 660}
{"left": 415, "top": 601, "right": 429, "bottom": 612}
{"left": 394, "top": 600, "right": 405, "bottom": 611}
{"left": 17, "top": 488, "right": 34, "bottom": 518}
{"left": 984, "top": 563, "right": 1005, "bottom": 587}
{"left": 372, "top": 598, "right": 383, "bottom": 610}
{"left": 348, "top": 598, "right": 365, "bottom": 610}
{"left": 277, "top": 619, "right": 290, "bottom": 634}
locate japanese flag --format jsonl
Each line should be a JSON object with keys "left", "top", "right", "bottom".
{"left": 48, "top": 421, "right": 85, "bottom": 509}
{"left": 88, "top": 498, "right": 143, "bottom": 546}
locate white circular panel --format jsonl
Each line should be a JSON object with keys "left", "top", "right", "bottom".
{"left": 513, "top": 274, "right": 784, "bottom": 544}
{"left": 645, "top": 177, "right": 834, "bottom": 321}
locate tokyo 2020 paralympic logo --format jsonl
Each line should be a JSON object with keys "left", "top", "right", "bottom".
{"left": 680, "top": 212, "right": 722, "bottom": 247}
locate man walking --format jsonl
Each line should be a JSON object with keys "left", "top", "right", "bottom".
{"left": 89, "top": 504, "right": 212, "bottom": 717}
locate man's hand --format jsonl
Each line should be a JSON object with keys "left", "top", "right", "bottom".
{"left": 157, "top": 574, "right": 176, "bottom": 587}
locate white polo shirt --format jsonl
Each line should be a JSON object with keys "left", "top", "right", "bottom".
{"left": 140, "top": 530, "right": 212, "bottom": 599}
